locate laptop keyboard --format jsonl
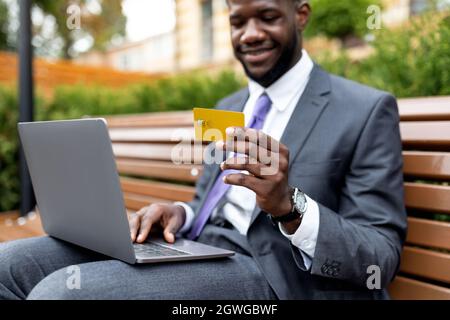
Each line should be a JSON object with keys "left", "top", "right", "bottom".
{"left": 133, "top": 242, "right": 191, "bottom": 257}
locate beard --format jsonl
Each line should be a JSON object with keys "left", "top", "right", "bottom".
{"left": 239, "top": 33, "right": 299, "bottom": 88}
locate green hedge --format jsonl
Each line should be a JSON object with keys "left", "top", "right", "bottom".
{"left": 316, "top": 13, "right": 450, "bottom": 97}
{"left": 40, "top": 70, "right": 245, "bottom": 120}
{"left": 0, "top": 86, "right": 19, "bottom": 211}
{"left": 305, "top": 0, "right": 382, "bottom": 41}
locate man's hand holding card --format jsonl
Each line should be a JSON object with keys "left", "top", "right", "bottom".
{"left": 193, "top": 108, "right": 293, "bottom": 219}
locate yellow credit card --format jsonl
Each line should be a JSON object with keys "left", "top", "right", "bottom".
{"left": 193, "top": 108, "right": 245, "bottom": 142}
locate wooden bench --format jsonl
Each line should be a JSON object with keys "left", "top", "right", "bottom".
{"left": 1, "top": 96, "right": 449, "bottom": 299}
{"left": 0, "top": 211, "right": 43, "bottom": 243}
{"left": 388, "top": 96, "right": 450, "bottom": 300}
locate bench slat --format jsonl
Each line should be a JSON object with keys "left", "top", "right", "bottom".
{"left": 389, "top": 276, "right": 450, "bottom": 300}
{"left": 120, "top": 177, "right": 196, "bottom": 202}
{"left": 116, "top": 159, "right": 202, "bottom": 182}
{"left": 109, "top": 127, "right": 195, "bottom": 142}
{"left": 406, "top": 217, "right": 450, "bottom": 251}
{"left": 400, "top": 246, "right": 450, "bottom": 284}
{"left": 399, "top": 96, "right": 450, "bottom": 121}
{"left": 113, "top": 143, "right": 205, "bottom": 163}
{"left": 403, "top": 151, "right": 450, "bottom": 180}
{"left": 106, "top": 111, "right": 193, "bottom": 128}
{"left": 401, "top": 121, "right": 450, "bottom": 148}
{"left": 405, "top": 182, "right": 450, "bottom": 214}
{"left": 123, "top": 193, "right": 171, "bottom": 211}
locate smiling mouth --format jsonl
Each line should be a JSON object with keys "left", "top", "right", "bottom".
{"left": 241, "top": 47, "right": 276, "bottom": 64}
{"left": 243, "top": 48, "right": 273, "bottom": 55}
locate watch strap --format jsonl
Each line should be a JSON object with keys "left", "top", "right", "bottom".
{"left": 269, "top": 209, "right": 302, "bottom": 224}
{"left": 269, "top": 188, "right": 306, "bottom": 225}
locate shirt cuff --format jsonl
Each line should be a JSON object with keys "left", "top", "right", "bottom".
{"left": 279, "top": 194, "right": 320, "bottom": 268}
{"left": 173, "top": 202, "right": 195, "bottom": 234}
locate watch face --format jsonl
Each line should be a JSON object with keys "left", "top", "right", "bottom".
{"left": 294, "top": 191, "right": 307, "bottom": 213}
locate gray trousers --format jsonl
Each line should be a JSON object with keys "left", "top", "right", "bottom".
{"left": 0, "top": 225, "right": 276, "bottom": 300}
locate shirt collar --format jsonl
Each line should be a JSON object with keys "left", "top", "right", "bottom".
{"left": 248, "top": 49, "right": 314, "bottom": 112}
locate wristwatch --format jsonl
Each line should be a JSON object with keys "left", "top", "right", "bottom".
{"left": 269, "top": 188, "right": 308, "bottom": 224}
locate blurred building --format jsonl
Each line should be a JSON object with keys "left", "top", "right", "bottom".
{"left": 175, "top": 0, "right": 235, "bottom": 71}
{"left": 383, "top": 0, "right": 430, "bottom": 26}
{"left": 76, "top": 0, "right": 434, "bottom": 74}
{"left": 76, "top": 32, "right": 176, "bottom": 74}
{"left": 77, "top": 0, "right": 234, "bottom": 73}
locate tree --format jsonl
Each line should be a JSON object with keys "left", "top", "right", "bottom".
{"left": 305, "top": 0, "right": 381, "bottom": 46}
{"left": 33, "top": 0, "right": 126, "bottom": 58}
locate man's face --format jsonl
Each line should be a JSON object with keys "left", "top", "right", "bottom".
{"left": 228, "top": 0, "right": 307, "bottom": 87}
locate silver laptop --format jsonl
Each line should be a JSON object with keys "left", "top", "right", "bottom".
{"left": 18, "top": 119, "right": 234, "bottom": 264}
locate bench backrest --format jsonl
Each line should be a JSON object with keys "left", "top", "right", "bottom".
{"left": 106, "top": 112, "right": 202, "bottom": 212}
{"left": 105, "top": 96, "right": 450, "bottom": 300}
{"left": 388, "top": 96, "right": 450, "bottom": 300}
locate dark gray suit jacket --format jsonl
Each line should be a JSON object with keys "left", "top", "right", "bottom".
{"left": 188, "top": 64, "right": 407, "bottom": 299}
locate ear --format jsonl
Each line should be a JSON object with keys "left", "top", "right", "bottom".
{"left": 294, "top": 1, "right": 311, "bottom": 33}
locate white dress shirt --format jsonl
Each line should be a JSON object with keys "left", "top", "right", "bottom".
{"left": 177, "top": 50, "right": 320, "bottom": 270}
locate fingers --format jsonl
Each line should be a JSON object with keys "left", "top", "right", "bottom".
{"left": 129, "top": 213, "right": 141, "bottom": 242}
{"left": 221, "top": 142, "right": 279, "bottom": 167}
{"left": 163, "top": 217, "right": 179, "bottom": 244}
{"left": 223, "top": 173, "right": 266, "bottom": 195}
{"left": 131, "top": 204, "right": 186, "bottom": 244}
{"left": 219, "top": 140, "right": 273, "bottom": 165}
{"left": 129, "top": 206, "right": 149, "bottom": 242}
{"left": 220, "top": 157, "right": 268, "bottom": 178}
{"left": 225, "top": 127, "right": 283, "bottom": 153}
{"left": 136, "top": 207, "right": 163, "bottom": 243}
{"left": 217, "top": 128, "right": 289, "bottom": 168}
{"left": 162, "top": 205, "right": 186, "bottom": 244}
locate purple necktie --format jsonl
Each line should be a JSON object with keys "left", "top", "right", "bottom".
{"left": 187, "top": 93, "right": 272, "bottom": 240}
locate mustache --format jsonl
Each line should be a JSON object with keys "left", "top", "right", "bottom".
{"left": 238, "top": 41, "right": 277, "bottom": 53}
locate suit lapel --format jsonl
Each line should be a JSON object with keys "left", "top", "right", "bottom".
{"left": 228, "top": 89, "right": 249, "bottom": 113}
{"left": 280, "top": 65, "right": 331, "bottom": 169}
{"left": 249, "top": 65, "right": 332, "bottom": 225}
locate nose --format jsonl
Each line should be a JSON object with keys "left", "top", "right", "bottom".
{"left": 240, "top": 19, "right": 266, "bottom": 44}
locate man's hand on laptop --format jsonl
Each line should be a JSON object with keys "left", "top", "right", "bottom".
{"left": 129, "top": 204, "right": 186, "bottom": 244}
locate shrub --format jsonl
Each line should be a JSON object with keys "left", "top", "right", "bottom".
{"left": 371, "top": 13, "right": 450, "bottom": 97}
{"left": 305, "top": 0, "right": 382, "bottom": 42}
{"left": 315, "top": 12, "right": 450, "bottom": 98}
{"left": 0, "top": 86, "right": 20, "bottom": 212}
{"left": 41, "top": 69, "right": 245, "bottom": 120}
